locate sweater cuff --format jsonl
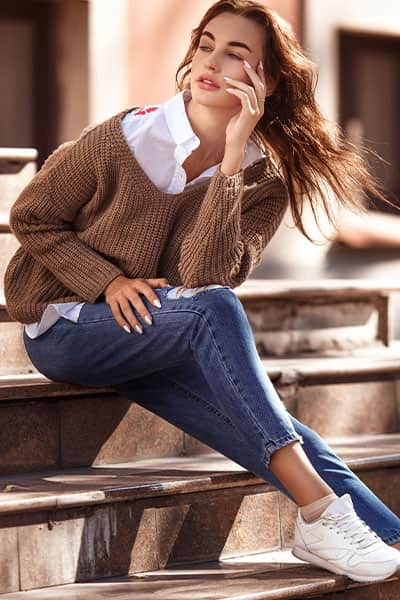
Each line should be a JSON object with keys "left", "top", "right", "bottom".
{"left": 217, "top": 163, "right": 244, "bottom": 182}
{"left": 83, "top": 263, "right": 124, "bottom": 303}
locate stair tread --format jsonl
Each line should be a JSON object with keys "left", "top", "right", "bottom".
{"left": 264, "top": 341, "right": 400, "bottom": 380}
{"left": 0, "top": 371, "right": 113, "bottom": 399}
{"left": 2, "top": 548, "right": 398, "bottom": 599}
{"left": 1, "top": 343, "right": 400, "bottom": 399}
{"left": 0, "top": 147, "right": 38, "bottom": 162}
{"left": 235, "top": 278, "right": 400, "bottom": 298}
{"left": 0, "top": 433, "right": 399, "bottom": 516}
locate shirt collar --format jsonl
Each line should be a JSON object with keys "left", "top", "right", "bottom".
{"left": 164, "top": 88, "right": 199, "bottom": 148}
{"left": 163, "top": 87, "right": 265, "bottom": 162}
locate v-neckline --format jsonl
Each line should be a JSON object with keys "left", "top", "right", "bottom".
{"left": 111, "top": 106, "right": 269, "bottom": 201}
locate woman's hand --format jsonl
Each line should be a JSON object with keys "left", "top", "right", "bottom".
{"left": 104, "top": 275, "right": 170, "bottom": 334}
{"left": 223, "top": 59, "right": 267, "bottom": 150}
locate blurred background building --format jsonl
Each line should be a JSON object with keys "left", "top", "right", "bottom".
{"left": 0, "top": 0, "right": 302, "bottom": 165}
{"left": 1, "top": 0, "right": 399, "bottom": 331}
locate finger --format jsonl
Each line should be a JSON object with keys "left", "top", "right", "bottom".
{"left": 136, "top": 280, "right": 163, "bottom": 309}
{"left": 224, "top": 76, "right": 258, "bottom": 110}
{"left": 243, "top": 59, "right": 266, "bottom": 103}
{"left": 121, "top": 293, "right": 151, "bottom": 332}
{"left": 146, "top": 277, "right": 170, "bottom": 288}
{"left": 244, "top": 58, "right": 266, "bottom": 87}
{"left": 118, "top": 294, "right": 144, "bottom": 334}
{"left": 110, "top": 301, "right": 134, "bottom": 334}
{"left": 225, "top": 88, "right": 257, "bottom": 114}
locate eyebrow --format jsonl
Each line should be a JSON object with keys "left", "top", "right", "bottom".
{"left": 200, "top": 30, "right": 252, "bottom": 53}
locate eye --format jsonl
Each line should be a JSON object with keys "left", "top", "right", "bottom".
{"left": 198, "top": 46, "right": 242, "bottom": 59}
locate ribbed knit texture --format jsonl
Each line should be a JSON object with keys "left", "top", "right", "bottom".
{"left": 4, "top": 107, "right": 289, "bottom": 324}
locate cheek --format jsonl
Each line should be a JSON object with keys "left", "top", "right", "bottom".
{"left": 192, "top": 52, "right": 201, "bottom": 65}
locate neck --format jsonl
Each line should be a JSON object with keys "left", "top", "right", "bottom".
{"left": 185, "top": 93, "right": 238, "bottom": 164}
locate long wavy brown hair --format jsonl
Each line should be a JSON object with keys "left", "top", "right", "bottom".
{"left": 175, "top": 0, "right": 397, "bottom": 243}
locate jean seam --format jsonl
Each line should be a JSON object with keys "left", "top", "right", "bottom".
{"left": 187, "top": 305, "right": 298, "bottom": 459}
{"left": 78, "top": 308, "right": 201, "bottom": 325}
{"left": 76, "top": 317, "right": 116, "bottom": 324}
{"left": 161, "top": 373, "right": 238, "bottom": 430}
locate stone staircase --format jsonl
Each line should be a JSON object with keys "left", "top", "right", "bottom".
{"left": 1, "top": 149, "right": 400, "bottom": 598}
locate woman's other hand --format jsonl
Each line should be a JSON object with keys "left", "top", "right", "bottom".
{"left": 104, "top": 276, "right": 170, "bottom": 334}
{"left": 223, "top": 59, "right": 268, "bottom": 149}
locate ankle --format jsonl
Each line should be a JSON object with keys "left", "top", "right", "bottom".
{"left": 391, "top": 541, "right": 400, "bottom": 551}
{"left": 300, "top": 492, "right": 338, "bottom": 523}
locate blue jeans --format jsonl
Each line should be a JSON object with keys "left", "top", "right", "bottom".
{"left": 23, "top": 284, "right": 400, "bottom": 545}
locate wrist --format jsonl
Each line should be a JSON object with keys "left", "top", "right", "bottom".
{"left": 105, "top": 274, "right": 124, "bottom": 295}
{"left": 220, "top": 146, "right": 245, "bottom": 176}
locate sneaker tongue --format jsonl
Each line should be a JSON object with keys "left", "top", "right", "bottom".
{"left": 322, "top": 493, "right": 354, "bottom": 517}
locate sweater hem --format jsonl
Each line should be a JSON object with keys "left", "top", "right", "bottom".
{"left": 10, "top": 297, "right": 94, "bottom": 326}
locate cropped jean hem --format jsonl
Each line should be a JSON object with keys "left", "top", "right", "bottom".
{"left": 263, "top": 432, "right": 305, "bottom": 467}
{"left": 383, "top": 531, "right": 400, "bottom": 545}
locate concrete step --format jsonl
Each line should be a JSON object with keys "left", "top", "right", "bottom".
{"left": 0, "top": 318, "right": 33, "bottom": 374}
{"left": 1, "top": 345, "right": 400, "bottom": 473}
{"left": 2, "top": 549, "right": 399, "bottom": 599}
{"left": 237, "top": 278, "right": 400, "bottom": 353}
{"left": 0, "top": 433, "right": 399, "bottom": 594}
{"left": 0, "top": 233, "right": 19, "bottom": 286}
{"left": 0, "top": 148, "right": 37, "bottom": 223}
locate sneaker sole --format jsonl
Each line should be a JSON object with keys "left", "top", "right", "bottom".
{"left": 292, "top": 545, "right": 400, "bottom": 583}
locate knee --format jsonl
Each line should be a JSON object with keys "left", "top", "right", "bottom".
{"left": 166, "top": 283, "right": 231, "bottom": 300}
{"left": 167, "top": 283, "right": 241, "bottom": 311}
{"left": 193, "top": 285, "right": 244, "bottom": 315}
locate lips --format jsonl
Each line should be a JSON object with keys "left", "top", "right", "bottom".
{"left": 196, "top": 74, "right": 220, "bottom": 88}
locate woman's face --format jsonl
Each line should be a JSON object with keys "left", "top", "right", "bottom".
{"left": 190, "top": 12, "right": 267, "bottom": 108}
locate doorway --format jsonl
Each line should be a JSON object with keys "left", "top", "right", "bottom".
{"left": 0, "top": 0, "right": 88, "bottom": 168}
{"left": 339, "top": 30, "right": 400, "bottom": 213}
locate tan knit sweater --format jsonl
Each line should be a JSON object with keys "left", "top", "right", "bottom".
{"left": 4, "top": 107, "right": 289, "bottom": 324}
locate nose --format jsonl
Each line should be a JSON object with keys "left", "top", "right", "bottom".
{"left": 204, "top": 52, "right": 219, "bottom": 71}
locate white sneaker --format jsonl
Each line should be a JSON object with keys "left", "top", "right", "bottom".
{"left": 292, "top": 493, "right": 400, "bottom": 582}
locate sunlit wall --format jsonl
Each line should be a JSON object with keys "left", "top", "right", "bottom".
{"left": 89, "top": 0, "right": 302, "bottom": 122}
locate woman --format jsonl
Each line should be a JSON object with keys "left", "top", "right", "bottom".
{"left": 4, "top": 0, "right": 400, "bottom": 584}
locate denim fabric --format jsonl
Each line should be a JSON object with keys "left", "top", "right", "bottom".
{"left": 23, "top": 284, "right": 400, "bottom": 545}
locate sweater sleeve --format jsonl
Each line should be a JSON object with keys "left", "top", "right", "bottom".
{"left": 8, "top": 131, "right": 124, "bottom": 303}
{"left": 178, "top": 165, "right": 288, "bottom": 288}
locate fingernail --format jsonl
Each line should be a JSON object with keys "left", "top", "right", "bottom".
{"left": 223, "top": 76, "right": 233, "bottom": 80}
{"left": 153, "top": 299, "right": 161, "bottom": 308}
{"left": 244, "top": 59, "right": 251, "bottom": 68}
{"left": 123, "top": 325, "right": 130, "bottom": 334}
{"left": 135, "top": 324, "right": 143, "bottom": 334}
{"left": 144, "top": 315, "right": 153, "bottom": 326}
{"left": 259, "top": 60, "right": 264, "bottom": 70}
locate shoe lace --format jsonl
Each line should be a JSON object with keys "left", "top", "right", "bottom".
{"left": 322, "top": 512, "right": 382, "bottom": 549}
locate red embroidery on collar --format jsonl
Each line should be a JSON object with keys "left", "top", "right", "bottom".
{"left": 134, "top": 106, "right": 159, "bottom": 116}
